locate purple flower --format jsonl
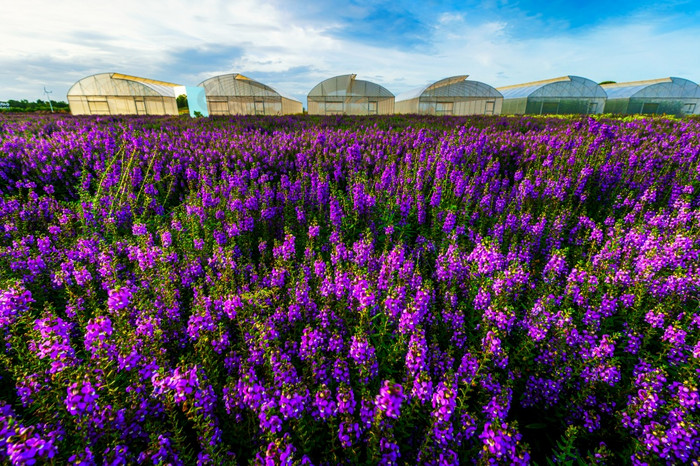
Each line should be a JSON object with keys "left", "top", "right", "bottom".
{"left": 336, "top": 385, "right": 356, "bottom": 415}
{"left": 313, "top": 386, "right": 337, "bottom": 419}
{"left": 479, "top": 421, "right": 529, "bottom": 464}
{"left": 431, "top": 380, "right": 456, "bottom": 423}
{"left": 107, "top": 287, "right": 132, "bottom": 312}
{"left": 338, "top": 421, "right": 361, "bottom": 448}
{"left": 442, "top": 211, "right": 456, "bottom": 233}
{"left": 349, "top": 335, "right": 379, "bottom": 382}
{"left": 132, "top": 223, "right": 147, "bottom": 236}
{"left": 65, "top": 379, "right": 99, "bottom": 416}
{"left": 279, "top": 389, "right": 307, "bottom": 420}
{"left": 0, "top": 284, "right": 33, "bottom": 328}
{"left": 376, "top": 380, "right": 405, "bottom": 420}
{"left": 84, "top": 315, "right": 116, "bottom": 360}
{"left": 7, "top": 432, "right": 58, "bottom": 465}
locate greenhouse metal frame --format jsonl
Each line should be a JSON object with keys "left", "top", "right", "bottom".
{"left": 67, "top": 73, "right": 183, "bottom": 116}
{"left": 307, "top": 74, "right": 394, "bottom": 115}
{"left": 395, "top": 75, "right": 503, "bottom": 115}
{"left": 602, "top": 77, "right": 700, "bottom": 116}
{"left": 198, "top": 74, "right": 302, "bottom": 116}
{"left": 498, "top": 76, "right": 606, "bottom": 115}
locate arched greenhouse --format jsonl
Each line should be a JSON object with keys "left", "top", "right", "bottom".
{"left": 67, "top": 73, "right": 183, "bottom": 116}
{"left": 602, "top": 77, "right": 700, "bottom": 116}
{"left": 307, "top": 74, "right": 394, "bottom": 115}
{"left": 395, "top": 75, "right": 503, "bottom": 115}
{"left": 498, "top": 76, "right": 606, "bottom": 115}
{"left": 198, "top": 74, "right": 302, "bottom": 115}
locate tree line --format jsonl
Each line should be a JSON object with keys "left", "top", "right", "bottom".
{"left": 0, "top": 99, "right": 70, "bottom": 113}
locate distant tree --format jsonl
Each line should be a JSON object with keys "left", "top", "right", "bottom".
{"left": 1, "top": 98, "right": 69, "bottom": 112}
{"left": 599, "top": 81, "right": 616, "bottom": 85}
{"left": 176, "top": 94, "right": 188, "bottom": 109}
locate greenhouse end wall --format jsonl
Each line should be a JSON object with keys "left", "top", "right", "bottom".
{"left": 602, "top": 99, "right": 629, "bottom": 115}
{"left": 307, "top": 98, "right": 394, "bottom": 115}
{"left": 396, "top": 97, "right": 502, "bottom": 115}
{"left": 501, "top": 98, "right": 527, "bottom": 115}
{"left": 68, "top": 96, "right": 178, "bottom": 116}
{"left": 420, "top": 98, "right": 501, "bottom": 115}
{"left": 604, "top": 98, "right": 700, "bottom": 116}
{"left": 209, "top": 96, "right": 303, "bottom": 116}
{"left": 205, "top": 96, "right": 302, "bottom": 116}
{"left": 524, "top": 98, "right": 605, "bottom": 115}
{"left": 281, "top": 98, "right": 303, "bottom": 115}
{"left": 394, "top": 98, "right": 419, "bottom": 114}
{"left": 207, "top": 97, "right": 278, "bottom": 116}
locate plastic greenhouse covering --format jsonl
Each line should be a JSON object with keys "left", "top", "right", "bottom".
{"left": 395, "top": 75, "right": 503, "bottom": 115}
{"left": 67, "top": 73, "right": 182, "bottom": 116}
{"left": 602, "top": 77, "right": 700, "bottom": 116}
{"left": 307, "top": 74, "right": 394, "bottom": 115}
{"left": 498, "top": 76, "right": 606, "bottom": 115}
{"left": 198, "top": 74, "right": 302, "bottom": 115}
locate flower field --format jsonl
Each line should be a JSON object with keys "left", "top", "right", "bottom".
{"left": 1, "top": 113, "right": 699, "bottom": 464}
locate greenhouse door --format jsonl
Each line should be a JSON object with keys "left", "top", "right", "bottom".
{"left": 587, "top": 102, "right": 598, "bottom": 114}
{"left": 145, "top": 99, "right": 165, "bottom": 115}
{"left": 436, "top": 102, "right": 453, "bottom": 116}
{"left": 641, "top": 102, "right": 659, "bottom": 115}
{"left": 254, "top": 100, "right": 265, "bottom": 115}
{"left": 541, "top": 101, "right": 559, "bottom": 114}
{"left": 135, "top": 99, "right": 146, "bottom": 115}
{"left": 208, "top": 99, "right": 228, "bottom": 115}
{"left": 683, "top": 103, "right": 696, "bottom": 115}
{"left": 485, "top": 101, "right": 495, "bottom": 115}
{"left": 87, "top": 99, "right": 109, "bottom": 115}
{"left": 368, "top": 101, "right": 378, "bottom": 115}
{"left": 325, "top": 102, "right": 343, "bottom": 115}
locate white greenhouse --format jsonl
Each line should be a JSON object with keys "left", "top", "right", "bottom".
{"left": 198, "top": 74, "right": 302, "bottom": 115}
{"left": 602, "top": 77, "right": 700, "bottom": 116}
{"left": 395, "top": 75, "right": 503, "bottom": 115}
{"left": 498, "top": 76, "right": 606, "bottom": 115}
{"left": 307, "top": 74, "right": 394, "bottom": 115}
{"left": 67, "top": 73, "right": 183, "bottom": 116}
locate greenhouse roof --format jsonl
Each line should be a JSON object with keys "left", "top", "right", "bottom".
{"left": 497, "top": 76, "right": 606, "bottom": 99}
{"left": 396, "top": 75, "right": 502, "bottom": 102}
{"left": 308, "top": 74, "right": 394, "bottom": 98}
{"left": 601, "top": 77, "right": 700, "bottom": 99}
{"left": 198, "top": 73, "right": 300, "bottom": 102}
{"left": 68, "top": 73, "right": 184, "bottom": 98}
{"left": 396, "top": 75, "right": 469, "bottom": 101}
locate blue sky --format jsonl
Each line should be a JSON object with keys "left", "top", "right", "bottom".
{"left": 1, "top": 0, "right": 699, "bottom": 105}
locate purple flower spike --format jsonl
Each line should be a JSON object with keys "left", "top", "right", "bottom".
{"left": 376, "top": 380, "right": 405, "bottom": 420}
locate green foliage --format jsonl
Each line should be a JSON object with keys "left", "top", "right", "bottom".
{"left": 0, "top": 98, "right": 69, "bottom": 113}
{"left": 176, "top": 94, "right": 188, "bottom": 109}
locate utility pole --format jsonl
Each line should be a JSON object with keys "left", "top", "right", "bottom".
{"left": 43, "top": 87, "right": 54, "bottom": 113}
